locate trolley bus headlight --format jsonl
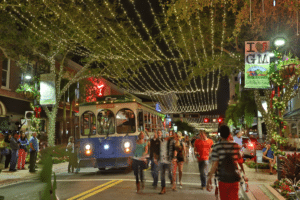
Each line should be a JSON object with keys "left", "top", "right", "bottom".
{"left": 124, "top": 142, "right": 130, "bottom": 148}
{"left": 104, "top": 144, "right": 110, "bottom": 150}
{"left": 85, "top": 144, "right": 91, "bottom": 150}
{"left": 85, "top": 149, "right": 92, "bottom": 156}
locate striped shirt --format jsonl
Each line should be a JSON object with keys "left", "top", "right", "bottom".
{"left": 211, "top": 141, "right": 241, "bottom": 176}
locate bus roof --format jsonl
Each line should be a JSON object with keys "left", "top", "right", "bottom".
{"left": 79, "top": 97, "right": 165, "bottom": 118}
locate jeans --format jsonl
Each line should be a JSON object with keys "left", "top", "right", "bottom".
{"left": 132, "top": 159, "right": 145, "bottom": 184}
{"left": 198, "top": 160, "right": 209, "bottom": 187}
{"left": 29, "top": 150, "right": 37, "bottom": 172}
{"left": 151, "top": 159, "right": 159, "bottom": 186}
{"left": 9, "top": 149, "right": 18, "bottom": 171}
{"left": 160, "top": 162, "right": 172, "bottom": 187}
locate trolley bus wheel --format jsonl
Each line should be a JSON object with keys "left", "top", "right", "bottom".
{"left": 98, "top": 168, "right": 105, "bottom": 170}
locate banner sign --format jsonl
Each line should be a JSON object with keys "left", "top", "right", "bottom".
{"left": 245, "top": 41, "right": 270, "bottom": 89}
{"left": 40, "top": 74, "right": 56, "bottom": 105}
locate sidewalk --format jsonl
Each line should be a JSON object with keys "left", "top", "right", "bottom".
{"left": 0, "top": 162, "right": 69, "bottom": 188}
{"left": 243, "top": 165, "right": 285, "bottom": 200}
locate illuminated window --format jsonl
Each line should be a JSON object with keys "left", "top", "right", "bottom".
{"left": 116, "top": 108, "right": 136, "bottom": 134}
{"left": 97, "top": 109, "right": 115, "bottom": 135}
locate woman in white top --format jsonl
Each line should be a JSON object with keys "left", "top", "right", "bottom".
{"left": 66, "top": 136, "right": 76, "bottom": 173}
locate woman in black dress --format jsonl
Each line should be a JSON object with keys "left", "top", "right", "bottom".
{"left": 171, "top": 132, "right": 186, "bottom": 190}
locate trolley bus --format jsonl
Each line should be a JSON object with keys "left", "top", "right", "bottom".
{"left": 76, "top": 95, "right": 165, "bottom": 170}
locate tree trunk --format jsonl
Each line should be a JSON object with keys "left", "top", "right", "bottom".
{"left": 70, "top": 102, "right": 73, "bottom": 137}
{"left": 48, "top": 112, "right": 56, "bottom": 147}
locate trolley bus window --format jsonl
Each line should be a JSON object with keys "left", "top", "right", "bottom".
{"left": 116, "top": 108, "right": 136, "bottom": 134}
{"left": 138, "top": 110, "right": 144, "bottom": 132}
{"left": 81, "top": 111, "right": 96, "bottom": 136}
{"left": 97, "top": 109, "right": 115, "bottom": 135}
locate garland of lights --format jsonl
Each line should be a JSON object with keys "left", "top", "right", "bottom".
{"left": 2, "top": 1, "right": 230, "bottom": 113}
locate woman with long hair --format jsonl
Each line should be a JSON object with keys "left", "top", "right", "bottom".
{"left": 172, "top": 131, "right": 186, "bottom": 190}
{"left": 18, "top": 132, "right": 28, "bottom": 170}
{"left": 132, "top": 131, "right": 148, "bottom": 193}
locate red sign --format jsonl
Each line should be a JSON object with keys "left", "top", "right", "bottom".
{"left": 97, "top": 84, "right": 106, "bottom": 97}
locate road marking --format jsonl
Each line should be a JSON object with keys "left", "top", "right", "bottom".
{"left": 67, "top": 180, "right": 117, "bottom": 200}
{"left": 77, "top": 180, "right": 123, "bottom": 200}
{"left": 56, "top": 178, "right": 202, "bottom": 186}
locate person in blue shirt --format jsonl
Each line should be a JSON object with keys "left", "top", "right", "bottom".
{"left": 29, "top": 132, "right": 39, "bottom": 173}
{"left": 18, "top": 132, "right": 28, "bottom": 170}
{"left": 262, "top": 142, "right": 276, "bottom": 175}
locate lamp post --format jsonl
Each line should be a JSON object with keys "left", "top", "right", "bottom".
{"left": 273, "top": 37, "right": 286, "bottom": 181}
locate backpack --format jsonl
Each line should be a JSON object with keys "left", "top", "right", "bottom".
{"left": 218, "top": 149, "right": 241, "bottom": 183}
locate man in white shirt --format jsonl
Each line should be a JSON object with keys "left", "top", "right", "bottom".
{"left": 158, "top": 133, "right": 172, "bottom": 194}
{"left": 233, "top": 129, "right": 244, "bottom": 148}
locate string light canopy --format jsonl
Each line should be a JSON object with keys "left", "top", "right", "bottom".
{"left": 0, "top": 0, "right": 234, "bottom": 113}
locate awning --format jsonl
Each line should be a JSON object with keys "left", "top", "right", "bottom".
{"left": 0, "top": 96, "right": 32, "bottom": 116}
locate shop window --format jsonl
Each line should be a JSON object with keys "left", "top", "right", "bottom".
{"left": 97, "top": 109, "right": 115, "bottom": 135}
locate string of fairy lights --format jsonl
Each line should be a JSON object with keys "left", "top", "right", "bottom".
{"left": 0, "top": 0, "right": 231, "bottom": 113}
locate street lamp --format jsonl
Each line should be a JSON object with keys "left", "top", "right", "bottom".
{"left": 272, "top": 36, "right": 287, "bottom": 181}
{"left": 25, "top": 75, "right": 32, "bottom": 80}
{"left": 274, "top": 38, "right": 286, "bottom": 47}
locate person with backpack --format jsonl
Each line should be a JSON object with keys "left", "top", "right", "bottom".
{"left": 207, "top": 125, "right": 248, "bottom": 200}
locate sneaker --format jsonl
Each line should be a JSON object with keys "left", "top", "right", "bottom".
{"left": 9, "top": 169, "right": 17, "bottom": 172}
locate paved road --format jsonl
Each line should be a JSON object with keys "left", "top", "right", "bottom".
{"left": 0, "top": 154, "right": 222, "bottom": 200}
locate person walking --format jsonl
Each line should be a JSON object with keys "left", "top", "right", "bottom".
{"left": 132, "top": 131, "right": 148, "bottom": 193}
{"left": 207, "top": 125, "right": 248, "bottom": 200}
{"left": 172, "top": 131, "right": 186, "bottom": 190}
{"left": 149, "top": 130, "right": 161, "bottom": 188}
{"left": 9, "top": 132, "right": 20, "bottom": 172}
{"left": 67, "top": 136, "right": 76, "bottom": 173}
{"left": 29, "top": 132, "right": 39, "bottom": 173}
{"left": 194, "top": 130, "right": 214, "bottom": 190}
{"left": 158, "top": 132, "right": 173, "bottom": 194}
{"left": 17, "top": 132, "right": 28, "bottom": 170}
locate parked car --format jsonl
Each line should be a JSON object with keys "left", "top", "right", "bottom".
{"left": 242, "top": 137, "right": 258, "bottom": 158}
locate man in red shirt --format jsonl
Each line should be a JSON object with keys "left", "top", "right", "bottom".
{"left": 194, "top": 130, "right": 214, "bottom": 190}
